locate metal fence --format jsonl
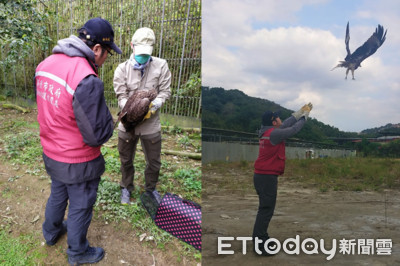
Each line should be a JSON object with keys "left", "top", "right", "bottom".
{"left": 202, "top": 127, "right": 356, "bottom": 150}
{"left": 0, "top": 0, "right": 201, "bottom": 118}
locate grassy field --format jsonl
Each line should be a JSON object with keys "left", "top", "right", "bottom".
{"left": 203, "top": 157, "right": 400, "bottom": 195}
{"left": 285, "top": 157, "right": 400, "bottom": 192}
{"left": 0, "top": 109, "right": 201, "bottom": 264}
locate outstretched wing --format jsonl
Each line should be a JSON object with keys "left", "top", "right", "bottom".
{"left": 346, "top": 24, "right": 387, "bottom": 65}
{"left": 345, "top": 22, "right": 351, "bottom": 56}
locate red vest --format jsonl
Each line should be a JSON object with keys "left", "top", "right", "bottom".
{"left": 254, "top": 128, "right": 286, "bottom": 175}
{"left": 35, "top": 54, "right": 100, "bottom": 163}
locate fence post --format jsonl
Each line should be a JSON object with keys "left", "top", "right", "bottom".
{"left": 1, "top": 48, "right": 5, "bottom": 92}
{"left": 197, "top": 90, "right": 201, "bottom": 119}
{"left": 56, "top": 1, "right": 59, "bottom": 40}
{"left": 0, "top": 0, "right": 201, "bottom": 119}
{"left": 70, "top": 0, "right": 73, "bottom": 36}
{"left": 140, "top": 0, "right": 144, "bottom": 27}
{"left": 174, "top": 0, "right": 192, "bottom": 116}
{"left": 158, "top": 0, "right": 166, "bottom": 58}
{"left": 23, "top": 56, "right": 27, "bottom": 98}
{"left": 13, "top": 65, "right": 16, "bottom": 92}
{"left": 119, "top": 0, "right": 123, "bottom": 63}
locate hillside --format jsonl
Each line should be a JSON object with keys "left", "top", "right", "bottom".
{"left": 202, "top": 86, "right": 359, "bottom": 142}
{"left": 361, "top": 123, "right": 400, "bottom": 137}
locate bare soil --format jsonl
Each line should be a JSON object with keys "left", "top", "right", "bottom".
{"left": 0, "top": 108, "right": 200, "bottom": 265}
{"left": 202, "top": 163, "right": 400, "bottom": 266}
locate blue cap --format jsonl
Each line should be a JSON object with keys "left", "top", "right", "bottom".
{"left": 79, "top": 17, "right": 122, "bottom": 54}
{"left": 262, "top": 111, "right": 280, "bottom": 126}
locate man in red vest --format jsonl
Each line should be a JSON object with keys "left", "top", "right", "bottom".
{"left": 35, "top": 17, "right": 121, "bottom": 264}
{"left": 253, "top": 103, "right": 312, "bottom": 256}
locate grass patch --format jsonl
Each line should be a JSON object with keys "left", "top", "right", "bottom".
{"left": 202, "top": 161, "right": 255, "bottom": 197}
{"left": 0, "top": 114, "right": 201, "bottom": 261}
{"left": 94, "top": 177, "right": 165, "bottom": 240}
{"left": 94, "top": 176, "right": 199, "bottom": 255}
{"left": 0, "top": 229, "right": 46, "bottom": 265}
{"left": 284, "top": 157, "right": 400, "bottom": 192}
{"left": 1, "top": 131, "right": 41, "bottom": 162}
{"left": 173, "top": 167, "right": 202, "bottom": 199}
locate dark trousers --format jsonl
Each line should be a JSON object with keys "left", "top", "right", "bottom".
{"left": 118, "top": 130, "right": 162, "bottom": 192}
{"left": 252, "top": 173, "right": 278, "bottom": 240}
{"left": 42, "top": 177, "right": 100, "bottom": 256}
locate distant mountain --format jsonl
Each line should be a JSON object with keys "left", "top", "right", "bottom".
{"left": 202, "top": 86, "right": 359, "bottom": 143}
{"left": 361, "top": 123, "right": 400, "bottom": 136}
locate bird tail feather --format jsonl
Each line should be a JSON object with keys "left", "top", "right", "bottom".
{"left": 331, "top": 61, "right": 346, "bottom": 71}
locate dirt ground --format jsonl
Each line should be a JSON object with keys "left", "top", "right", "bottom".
{"left": 0, "top": 108, "right": 200, "bottom": 265}
{"left": 202, "top": 163, "right": 400, "bottom": 266}
{"left": 2, "top": 108, "right": 400, "bottom": 266}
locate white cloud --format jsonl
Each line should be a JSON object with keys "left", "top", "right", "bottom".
{"left": 202, "top": 0, "right": 400, "bottom": 132}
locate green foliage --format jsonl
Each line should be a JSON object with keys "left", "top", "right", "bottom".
{"left": 355, "top": 138, "right": 380, "bottom": 157}
{"left": 361, "top": 123, "right": 400, "bottom": 136}
{"left": 179, "top": 72, "right": 201, "bottom": 97}
{"left": 95, "top": 177, "right": 138, "bottom": 221}
{"left": 0, "top": 0, "right": 52, "bottom": 70}
{"left": 202, "top": 86, "right": 359, "bottom": 142}
{"left": 354, "top": 139, "right": 400, "bottom": 158}
{"left": 177, "top": 134, "right": 192, "bottom": 149}
{"left": 0, "top": 114, "right": 201, "bottom": 260}
{"left": 381, "top": 139, "right": 400, "bottom": 157}
{"left": 0, "top": 229, "right": 46, "bottom": 265}
{"left": 0, "top": 0, "right": 201, "bottom": 122}
{"left": 101, "top": 145, "right": 122, "bottom": 174}
{"left": 94, "top": 177, "right": 175, "bottom": 246}
{"left": 191, "top": 135, "right": 201, "bottom": 152}
{"left": 2, "top": 130, "right": 41, "bottom": 162}
{"left": 171, "top": 125, "right": 183, "bottom": 134}
{"left": 173, "top": 168, "right": 201, "bottom": 199}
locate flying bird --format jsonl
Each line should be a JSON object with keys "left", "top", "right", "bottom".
{"left": 331, "top": 22, "right": 387, "bottom": 80}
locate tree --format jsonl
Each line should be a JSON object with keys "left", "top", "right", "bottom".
{"left": 202, "top": 86, "right": 358, "bottom": 143}
{"left": 355, "top": 138, "right": 380, "bottom": 157}
{"left": 0, "top": 0, "right": 51, "bottom": 70}
{"left": 378, "top": 140, "right": 400, "bottom": 158}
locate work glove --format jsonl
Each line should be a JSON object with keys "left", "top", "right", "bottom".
{"left": 302, "top": 102, "right": 313, "bottom": 120}
{"left": 143, "top": 102, "right": 155, "bottom": 120}
{"left": 120, "top": 98, "right": 128, "bottom": 110}
{"left": 150, "top": 98, "right": 162, "bottom": 111}
{"left": 303, "top": 110, "right": 310, "bottom": 120}
{"left": 292, "top": 102, "right": 313, "bottom": 120}
{"left": 144, "top": 98, "right": 163, "bottom": 121}
{"left": 302, "top": 102, "right": 313, "bottom": 112}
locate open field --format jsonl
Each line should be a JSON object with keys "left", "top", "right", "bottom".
{"left": 202, "top": 161, "right": 400, "bottom": 265}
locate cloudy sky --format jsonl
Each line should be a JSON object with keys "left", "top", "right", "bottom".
{"left": 202, "top": 0, "right": 400, "bottom": 132}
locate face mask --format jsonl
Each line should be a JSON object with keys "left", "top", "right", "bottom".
{"left": 134, "top": 54, "right": 151, "bottom": 64}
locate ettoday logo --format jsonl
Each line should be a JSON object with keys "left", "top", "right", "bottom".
{"left": 218, "top": 235, "right": 337, "bottom": 260}
{"left": 218, "top": 235, "right": 393, "bottom": 260}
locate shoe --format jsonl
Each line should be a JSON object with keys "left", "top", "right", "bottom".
{"left": 120, "top": 188, "right": 131, "bottom": 205}
{"left": 151, "top": 189, "right": 162, "bottom": 204}
{"left": 144, "top": 189, "right": 162, "bottom": 204}
{"left": 68, "top": 246, "right": 104, "bottom": 265}
{"left": 46, "top": 220, "right": 67, "bottom": 246}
